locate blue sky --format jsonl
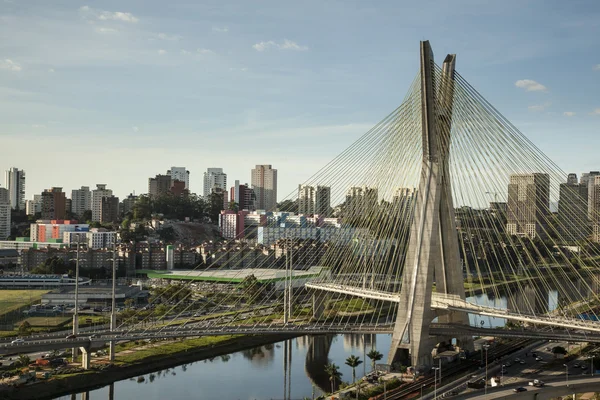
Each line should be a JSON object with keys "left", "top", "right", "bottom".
{"left": 1, "top": 0, "right": 599, "bottom": 201}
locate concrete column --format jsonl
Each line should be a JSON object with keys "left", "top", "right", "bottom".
{"left": 80, "top": 346, "right": 91, "bottom": 370}
{"left": 312, "top": 292, "right": 327, "bottom": 320}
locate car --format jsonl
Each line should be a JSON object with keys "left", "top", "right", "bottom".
{"left": 514, "top": 358, "right": 521, "bottom": 362}
{"left": 574, "top": 363, "right": 580, "bottom": 368}
{"left": 581, "top": 365, "right": 588, "bottom": 370}
{"left": 520, "top": 360, "right": 525, "bottom": 365}
{"left": 65, "top": 334, "right": 77, "bottom": 339}
{"left": 536, "top": 357, "right": 543, "bottom": 361}
{"left": 514, "top": 387, "right": 527, "bottom": 393}
{"left": 10, "top": 338, "right": 24, "bottom": 344}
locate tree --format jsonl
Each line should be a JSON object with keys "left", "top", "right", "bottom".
{"left": 17, "top": 354, "right": 31, "bottom": 367}
{"left": 277, "top": 199, "right": 298, "bottom": 213}
{"left": 240, "top": 274, "right": 264, "bottom": 304}
{"left": 124, "top": 298, "right": 135, "bottom": 308}
{"left": 81, "top": 210, "right": 93, "bottom": 222}
{"left": 17, "top": 321, "right": 32, "bottom": 336}
{"left": 324, "top": 363, "right": 342, "bottom": 394}
{"left": 367, "top": 349, "right": 383, "bottom": 372}
{"left": 345, "top": 355, "right": 363, "bottom": 399}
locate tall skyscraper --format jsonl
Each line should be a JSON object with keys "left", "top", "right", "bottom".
{"left": 71, "top": 186, "right": 92, "bottom": 218}
{"left": 591, "top": 176, "right": 600, "bottom": 243}
{"left": 558, "top": 173, "right": 589, "bottom": 242}
{"left": 0, "top": 189, "right": 10, "bottom": 240}
{"left": 506, "top": 173, "right": 550, "bottom": 239}
{"left": 4, "top": 167, "right": 26, "bottom": 211}
{"left": 251, "top": 165, "right": 277, "bottom": 211}
{"left": 346, "top": 186, "right": 378, "bottom": 214}
{"left": 25, "top": 194, "right": 42, "bottom": 216}
{"left": 168, "top": 167, "right": 190, "bottom": 189}
{"left": 298, "top": 185, "right": 315, "bottom": 215}
{"left": 203, "top": 168, "right": 227, "bottom": 198}
{"left": 315, "top": 186, "right": 331, "bottom": 217}
{"left": 92, "top": 184, "right": 113, "bottom": 222}
{"left": 585, "top": 171, "right": 600, "bottom": 221}
{"left": 41, "top": 187, "right": 67, "bottom": 220}
{"left": 148, "top": 174, "right": 172, "bottom": 198}
{"left": 101, "top": 196, "right": 120, "bottom": 223}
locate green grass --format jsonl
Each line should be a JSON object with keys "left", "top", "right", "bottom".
{"left": 21, "top": 316, "right": 70, "bottom": 327}
{"left": 329, "top": 298, "right": 373, "bottom": 313}
{"left": 0, "top": 290, "right": 49, "bottom": 317}
{"left": 115, "top": 335, "right": 240, "bottom": 364}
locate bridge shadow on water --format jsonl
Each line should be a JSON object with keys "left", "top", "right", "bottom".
{"left": 304, "top": 335, "right": 335, "bottom": 393}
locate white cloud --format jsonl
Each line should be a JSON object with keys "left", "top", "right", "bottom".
{"left": 132, "top": 126, "right": 139, "bottom": 132}
{"left": 31, "top": 124, "right": 46, "bottom": 128}
{"left": 180, "top": 49, "right": 192, "bottom": 55}
{"left": 563, "top": 111, "right": 575, "bottom": 117}
{"left": 157, "top": 49, "right": 167, "bottom": 55}
{"left": 96, "top": 27, "right": 119, "bottom": 34}
{"left": 48, "top": 68, "right": 55, "bottom": 73}
{"left": 253, "top": 39, "right": 308, "bottom": 52}
{"left": 591, "top": 108, "right": 600, "bottom": 115}
{"left": 197, "top": 48, "right": 214, "bottom": 55}
{"left": 515, "top": 79, "right": 548, "bottom": 92}
{"left": 229, "top": 67, "right": 248, "bottom": 72}
{"left": 212, "top": 26, "right": 229, "bottom": 33}
{"left": 528, "top": 102, "right": 551, "bottom": 111}
{"left": 79, "top": 6, "right": 139, "bottom": 23}
{"left": 0, "top": 59, "right": 22, "bottom": 72}
{"left": 593, "top": 64, "right": 600, "bottom": 71}
{"left": 156, "top": 33, "right": 182, "bottom": 41}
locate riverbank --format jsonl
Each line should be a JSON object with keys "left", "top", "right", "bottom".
{"left": 0, "top": 333, "right": 297, "bottom": 400}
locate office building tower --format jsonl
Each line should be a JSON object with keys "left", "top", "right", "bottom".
{"left": 203, "top": 168, "right": 227, "bottom": 198}
{"left": 121, "top": 193, "right": 138, "bottom": 215}
{"left": 298, "top": 185, "right": 315, "bottom": 215}
{"left": 168, "top": 167, "right": 190, "bottom": 189}
{"left": 558, "top": 173, "right": 589, "bottom": 242}
{"left": 506, "top": 173, "right": 550, "bottom": 239}
{"left": 315, "top": 186, "right": 331, "bottom": 217}
{"left": 25, "top": 194, "right": 42, "bottom": 216}
{"left": 0, "top": 192, "right": 10, "bottom": 240}
{"left": 585, "top": 171, "right": 600, "bottom": 221}
{"left": 91, "top": 184, "right": 113, "bottom": 222}
{"left": 0, "top": 187, "right": 8, "bottom": 204}
{"left": 148, "top": 174, "right": 172, "bottom": 199}
{"left": 4, "top": 167, "right": 26, "bottom": 211}
{"left": 100, "top": 196, "right": 120, "bottom": 224}
{"left": 591, "top": 176, "right": 600, "bottom": 242}
{"left": 251, "top": 165, "right": 277, "bottom": 211}
{"left": 41, "top": 187, "right": 67, "bottom": 220}
{"left": 346, "top": 186, "right": 379, "bottom": 215}
{"left": 71, "top": 186, "right": 92, "bottom": 218}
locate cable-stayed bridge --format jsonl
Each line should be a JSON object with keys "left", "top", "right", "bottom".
{"left": 4, "top": 41, "right": 600, "bottom": 374}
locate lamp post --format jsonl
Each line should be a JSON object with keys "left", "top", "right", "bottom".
{"left": 483, "top": 344, "right": 490, "bottom": 396}
{"left": 564, "top": 364, "right": 569, "bottom": 387}
{"left": 379, "top": 377, "right": 387, "bottom": 400}
{"left": 433, "top": 367, "right": 438, "bottom": 400}
{"left": 590, "top": 355, "right": 595, "bottom": 377}
{"left": 72, "top": 233, "right": 82, "bottom": 363}
{"left": 420, "top": 384, "right": 425, "bottom": 399}
{"left": 109, "top": 238, "right": 118, "bottom": 361}
{"left": 501, "top": 364, "right": 506, "bottom": 386}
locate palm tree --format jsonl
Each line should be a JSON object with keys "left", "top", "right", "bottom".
{"left": 367, "top": 349, "right": 383, "bottom": 372}
{"left": 346, "top": 355, "right": 363, "bottom": 399}
{"left": 324, "top": 363, "right": 343, "bottom": 394}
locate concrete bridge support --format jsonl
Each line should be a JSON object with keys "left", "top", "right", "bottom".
{"left": 312, "top": 292, "right": 328, "bottom": 320}
{"left": 80, "top": 345, "right": 91, "bottom": 370}
{"left": 388, "top": 41, "right": 472, "bottom": 371}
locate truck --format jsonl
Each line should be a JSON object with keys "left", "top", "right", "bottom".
{"left": 528, "top": 379, "right": 545, "bottom": 387}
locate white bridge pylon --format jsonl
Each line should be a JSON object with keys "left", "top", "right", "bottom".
{"left": 305, "top": 282, "right": 600, "bottom": 333}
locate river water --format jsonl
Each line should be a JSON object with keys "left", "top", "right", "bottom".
{"left": 55, "top": 288, "right": 563, "bottom": 400}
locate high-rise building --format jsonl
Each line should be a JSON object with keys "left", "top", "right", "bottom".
{"left": 25, "top": 194, "right": 42, "bottom": 216}
{"left": 203, "top": 168, "right": 227, "bottom": 198}
{"left": 148, "top": 174, "right": 171, "bottom": 199}
{"left": 0, "top": 192, "right": 10, "bottom": 240}
{"left": 298, "top": 185, "right": 315, "bottom": 215}
{"left": 40, "top": 187, "right": 67, "bottom": 220}
{"left": 251, "top": 165, "right": 277, "bottom": 211}
{"left": 71, "top": 186, "right": 92, "bottom": 218}
{"left": 506, "top": 173, "right": 550, "bottom": 239}
{"left": 591, "top": 176, "right": 600, "bottom": 243}
{"left": 100, "top": 196, "right": 120, "bottom": 224}
{"left": 558, "top": 173, "right": 589, "bottom": 242}
{"left": 121, "top": 193, "right": 138, "bottom": 215}
{"left": 345, "top": 186, "right": 379, "bottom": 216}
{"left": 315, "top": 186, "right": 331, "bottom": 217}
{"left": 4, "top": 167, "right": 26, "bottom": 211}
{"left": 0, "top": 187, "right": 8, "bottom": 204}
{"left": 585, "top": 171, "right": 600, "bottom": 221}
{"left": 168, "top": 167, "right": 190, "bottom": 189}
{"left": 91, "top": 184, "right": 113, "bottom": 222}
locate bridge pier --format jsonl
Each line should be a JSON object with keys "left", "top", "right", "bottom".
{"left": 80, "top": 345, "right": 91, "bottom": 370}
{"left": 312, "top": 292, "right": 328, "bottom": 320}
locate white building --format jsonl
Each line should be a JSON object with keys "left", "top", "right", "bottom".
{"left": 4, "top": 167, "right": 26, "bottom": 211}
{"left": 298, "top": 185, "right": 315, "bottom": 215}
{"left": 219, "top": 212, "right": 239, "bottom": 239}
{"left": 169, "top": 167, "right": 190, "bottom": 189}
{"left": 71, "top": 186, "right": 92, "bottom": 218}
{"left": 25, "top": 194, "right": 42, "bottom": 216}
{"left": 251, "top": 165, "right": 277, "bottom": 211}
{"left": 63, "top": 229, "right": 115, "bottom": 249}
{"left": 203, "top": 168, "right": 227, "bottom": 198}
{"left": 91, "top": 184, "right": 113, "bottom": 222}
{"left": 0, "top": 203, "right": 10, "bottom": 240}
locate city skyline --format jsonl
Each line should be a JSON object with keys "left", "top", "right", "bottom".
{"left": 1, "top": 1, "right": 599, "bottom": 201}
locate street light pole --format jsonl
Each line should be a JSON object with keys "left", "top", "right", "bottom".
{"left": 420, "top": 384, "right": 424, "bottom": 400}
{"left": 591, "top": 355, "right": 595, "bottom": 377}
{"left": 564, "top": 364, "right": 569, "bottom": 387}
{"left": 109, "top": 238, "right": 118, "bottom": 361}
{"left": 432, "top": 367, "right": 439, "bottom": 400}
{"left": 72, "top": 233, "right": 81, "bottom": 362}
{"left": 483, "top": 344, "right": 490, "bottom": 396}
{"left": 501, "top": 364, "right": 505, "bottom": 386}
